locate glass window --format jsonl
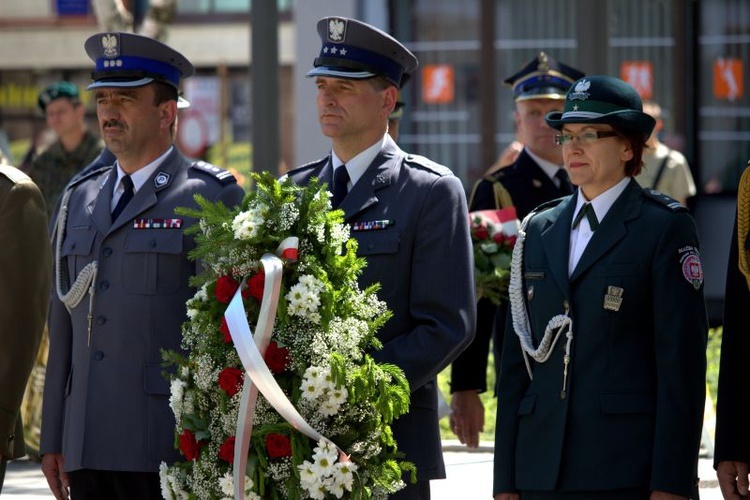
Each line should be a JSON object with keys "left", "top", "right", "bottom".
{"left": 392, "top": 0, "right": 482, "bottom": 188}
{"left": 698, "top": 0, "right": 750, "bottom": 193}
{"left": 177, "top": 0, "right": 292, "bottom": 15}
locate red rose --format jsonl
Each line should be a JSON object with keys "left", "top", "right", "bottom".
{"left": 264, "top": 341, "right": 289, "bottom": 374}
{"left": 218, "top": 367, "right": 244, "bottom": 397}
{"left": 179, "top": 429, "right": 202, "bottom": 461}
{"left": 474, "top": 227, "right": 489, "bottom": 240}
{"left": 220, "top": 317, "right": 232, "bottom": 343}
{"left": 265, "top": 433, "right": 292, "bottom": 458}
{"left": 218, "top": 436, "right": 236, "bottom": 464}
{"left": 243, "top": 271, "right": 265, "bottom": 302}
{"left": 215, "top": 275, "right": 239, "bottom": 303}
{"left": 492, "top": 232, "right": 505, "bottom": 245}
{"left": 505, "top": 235, "right": 517, "bottom": 248}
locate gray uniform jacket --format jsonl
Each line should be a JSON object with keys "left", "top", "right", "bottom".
{"left": 286, "top": 135, "right": 476, "bottom": 481}
{"left": 40, "top": 148, "right": 244, "bottom": 472}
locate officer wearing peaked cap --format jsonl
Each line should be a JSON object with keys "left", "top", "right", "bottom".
{"left": 306, "top": 16, "right": 418, "bottom": 88}
{"left": 287, "top": 16, "right": 475, "bottom": 499}
{"left": 450, "top": 52, "right": 585, "bottom": 450}
{"left": 40, "top": 32, "right": 243, "bottom": 499}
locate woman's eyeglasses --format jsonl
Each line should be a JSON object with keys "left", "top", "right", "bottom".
{"left": 554, "top": 130, "right": 620, "bottom": 146}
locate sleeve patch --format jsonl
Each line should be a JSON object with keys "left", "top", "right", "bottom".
{"left": 679, "top": 246, "right": 703, "bottom": 290}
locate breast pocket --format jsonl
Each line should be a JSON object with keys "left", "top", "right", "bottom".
{"left": 61, "top": 228, "right": 97, "bottom": 278}
{"left": 354, "top": 229, "right": 400, "bottom": 256}
{"left": 123, "top": 230, "right": 184, "bottom": 295}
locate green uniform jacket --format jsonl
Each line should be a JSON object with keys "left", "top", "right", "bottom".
{"left": 493, "top": 179, "right": 707, "bottom": 498}
{"left": 0, "top": 165, "right": 51, "bottom": 459}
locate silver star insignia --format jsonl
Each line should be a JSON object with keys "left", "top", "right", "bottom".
{"left": 572, "top": 104, "right": 579, "bottom": 111}
{"left": 331, "top": 47, "right": 338, "bottom": 54}
{"left": 340, "top": 47, "right": 347, "bottom": 56}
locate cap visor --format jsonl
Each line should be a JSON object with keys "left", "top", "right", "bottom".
{"left": 87, "top": 77, "right": 154, "bottom": 90}
{"left": 306, "top": 66, "right": 377, "bottom": 80}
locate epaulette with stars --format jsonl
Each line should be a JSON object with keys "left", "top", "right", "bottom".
{"left": 403, "top": 153, "right": 452, "bottom": 176}
{"left": 642, "top": 188, "right": 687, "bottom": 212}
{"left": 191, "top": 160, "right": 236, "bottom": 185}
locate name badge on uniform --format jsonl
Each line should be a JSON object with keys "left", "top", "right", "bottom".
{"left": 351, "top": 219, "right": 393, "bottom": 232}
{"left": 133, "top": 218, "right": 182, "bottom": 229}
{"left": 603, "top": 285, "right": 624, "bottom": 311}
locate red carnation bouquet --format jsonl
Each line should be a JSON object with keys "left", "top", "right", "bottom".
{"left": 469, "top": 207, "right": 520, "bottom": 305}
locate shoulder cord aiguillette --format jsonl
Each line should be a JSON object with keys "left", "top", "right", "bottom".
{"left": 53, "top": 187, "right": 98, "bottom": 345}
{"left": 509, "top": 214, "right": 573, "bottom": 396}
{"left": 737, "top": 163, "right": 750, "bottom": 291}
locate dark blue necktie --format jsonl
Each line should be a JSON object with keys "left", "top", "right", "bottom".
{"left": 332, "top": 166, "right": 349, "bottom": 209}
{"left": 111, "top": 175, "right": 134, "bottom": 222}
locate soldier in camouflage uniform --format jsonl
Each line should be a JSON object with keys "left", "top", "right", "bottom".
{"left": 29, "top": 81, "right": 103, "bottom": 217}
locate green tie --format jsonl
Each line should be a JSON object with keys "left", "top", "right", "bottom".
{"left": 572, "top": 203, "right": 599, "bottom": 231}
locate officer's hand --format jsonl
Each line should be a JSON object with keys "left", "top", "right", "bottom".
{"left": 717, "top": 460, "right": 750, "bottom": 499}
{"left": 449, "top": 390, "right": 484, "bottom": 448}
{"left": 650, "top": 491, "right": 687, "bottom": 500}
{"left": 41, "top": 453, "right": 69, "bottom": 500}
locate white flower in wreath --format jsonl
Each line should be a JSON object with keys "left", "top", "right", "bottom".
{"left": 218, "top": 472, "right": 259, "bottom": 499}
{"left": 231, "top": 205, "right": 264, "bottom": 240}
{"left": 168, "top": 379, "right": 188, "bottom": 421}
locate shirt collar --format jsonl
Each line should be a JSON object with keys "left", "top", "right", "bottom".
{"left": 331, "top": 135, "right": 387, "bottom": 187}
{"left": 572, "top": 176, "right": 630, "bottom": 228}
{"left": 114, "top": 146, "right": 173, "bottom": 193}
{"left": 525, "top": 147, "right": 564, "bottom": 182}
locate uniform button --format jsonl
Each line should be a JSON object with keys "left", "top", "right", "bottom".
{"left": 103, "top": 247, "right": 113, "bottom": 257}
{"left": 94, "top": 351, "right": 104, "bottom": 361}
{"left": 96, "top": 315, "right": 107, "bottom": 325}
{"left": 100, "top": 281, "right": 109, "bottom": 291}
{"left": 149, "top": 240, "right": 157, "bottom": 248}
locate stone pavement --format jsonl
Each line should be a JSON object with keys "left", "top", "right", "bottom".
{"left": 2, "top": 444, "right": 724, "bottom": 499}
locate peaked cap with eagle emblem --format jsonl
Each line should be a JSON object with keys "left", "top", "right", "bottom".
{"left": 306, "top": 17, "right": 417, "bottom": 88}
{"left": 84, "top": 32, "right": 194, "bottom": 91}
{"left": 504, "top": 52, "right": 585, "bottom": 101}
{"left": 545, "top": 75, "right": 656, "bottom": 139}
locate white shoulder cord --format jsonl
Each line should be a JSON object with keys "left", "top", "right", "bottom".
{"left": 509, "top": 214, "right": 574, "bottom": 396}
{"left": 53, "top": 187, "right": 98, "bottom": 344}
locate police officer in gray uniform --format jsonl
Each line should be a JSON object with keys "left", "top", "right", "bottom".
{"left": 286, "top": 17, "right": 475, "bottom": 499}
{"left": 40, "top": 32, "right": 244, "bottom": 499}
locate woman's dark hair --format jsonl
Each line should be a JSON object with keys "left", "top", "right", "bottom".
{"left": 617, "top": 127, "right": 648, "bottom": 177}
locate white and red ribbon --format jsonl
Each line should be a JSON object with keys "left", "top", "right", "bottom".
{"left": 224, "top": 237, "right": 345, "bottom": 499}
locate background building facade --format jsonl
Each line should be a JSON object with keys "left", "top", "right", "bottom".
{"left": 0, "top": 0, "right": 744, "bottom": 320}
